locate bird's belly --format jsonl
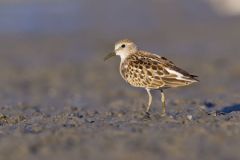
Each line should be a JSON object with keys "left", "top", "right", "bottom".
{"left": 120, "top": 68, "right": 150, "bottom": 88}
{"left": 121, "top": 70, "right": 166, "bottom": 90}
{"left": 120, "top": 67, "right": 143, "bottom": 88}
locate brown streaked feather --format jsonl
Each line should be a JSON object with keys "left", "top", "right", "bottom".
{"left": 120, "top": 51, "right": 198, "bottom": 89}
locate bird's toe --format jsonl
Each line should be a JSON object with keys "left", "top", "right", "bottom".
{"left": 142, "top": 112, "right": 151, "bottom": 120}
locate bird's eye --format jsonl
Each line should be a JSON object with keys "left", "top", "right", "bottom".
{"left": 121, "top": 44, "right": 126, "bottom": 48}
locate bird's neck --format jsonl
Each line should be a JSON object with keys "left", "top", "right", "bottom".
{"left": 119, "top": 51, "right": 136, "bottom": 64}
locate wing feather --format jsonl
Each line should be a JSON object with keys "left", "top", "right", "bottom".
{"left": 120, "top": 51, "right": 198, "bottom": 89}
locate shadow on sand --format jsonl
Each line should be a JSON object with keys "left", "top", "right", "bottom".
{"left": 218, "top": 104, "right": 240, "bottom": 114}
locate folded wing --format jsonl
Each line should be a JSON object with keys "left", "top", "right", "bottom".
{"left": 133, "top": 51, "right": 198, "bottom": 89}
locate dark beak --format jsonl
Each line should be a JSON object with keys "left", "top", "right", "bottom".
{"left": 104, "top": 52, "right": 116, "bottom": 61}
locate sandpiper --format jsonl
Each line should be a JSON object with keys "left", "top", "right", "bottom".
{"left": 104, "top": 39, "right": 198, "bottom": 117}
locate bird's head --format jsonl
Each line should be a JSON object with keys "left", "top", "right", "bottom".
{"left": 104, "top": 39, "right": 138, "bottom": 61}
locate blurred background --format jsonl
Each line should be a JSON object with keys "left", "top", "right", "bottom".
{"left": 1, "top": 0, "right": 240, "bottom": 103}
{"left": 0, "top": 0, "right": 240, "bottom": 160}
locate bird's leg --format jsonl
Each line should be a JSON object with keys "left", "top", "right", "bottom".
{"left": 161, "top": 90, "right": 166, "bottom": 117}
{"left": 146, "top": 89, "right": 152, "bottom": 115}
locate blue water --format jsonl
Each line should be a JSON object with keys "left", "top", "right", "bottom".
{"left": 0, "top": 1, "right": 217, "bottom": 34}
{"left": 0, "top": 2, "right": 82, "bottom": 33}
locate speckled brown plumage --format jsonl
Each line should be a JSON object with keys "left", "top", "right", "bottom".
{"left": 120, "top": 51, "right": 198, "bottom": 89}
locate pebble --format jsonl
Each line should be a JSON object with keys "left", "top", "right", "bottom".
{"left": 187, "top": 115, "right": 193, "bottom": 121}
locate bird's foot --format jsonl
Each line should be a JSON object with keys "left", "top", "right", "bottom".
{"left": 142, "top": 112, "right": 151, "bottom": 120}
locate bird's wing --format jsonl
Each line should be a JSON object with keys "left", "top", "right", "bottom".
{"left": 133, "top": 51, "right": 198, "bottom": 88}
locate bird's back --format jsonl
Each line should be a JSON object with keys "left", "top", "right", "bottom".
{"left": 120, "top": 51, "right": 198, "bottom": 89}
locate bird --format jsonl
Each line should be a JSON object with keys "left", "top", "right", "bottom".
{"left": 104, "top": 39, "right": 198, "bottom": 117}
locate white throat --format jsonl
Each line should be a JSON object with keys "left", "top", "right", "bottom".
{"left": 116, "top": 50, "right": 130, "bottom": 63}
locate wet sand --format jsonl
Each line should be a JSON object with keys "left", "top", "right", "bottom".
{"left": 0, "top": 33, "right": 240, "bottom": 160}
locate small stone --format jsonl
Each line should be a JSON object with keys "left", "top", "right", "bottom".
{"left": 0, "top": 113, "right": 8, "bottom": 123}
{"left": 169, "top": 115, "right": 174, "bottom": 119}
{"left": 85, "top": 118, "right": 95, "bottom": 123}
{"left": 199, "top": 105, "right": 207, "bottom": 111}
{"left": 187, "top": 115, "right": 193, "bottom": 121}
{"left": 0, "top": 113, "right": 7, "bottom": 119}
{"left": 211, "top": 111, "right": 218, "bottom": 116}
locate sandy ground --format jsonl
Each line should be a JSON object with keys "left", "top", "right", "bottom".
{"left": 0, "top": 32, "right": 239, "bottom": 160}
